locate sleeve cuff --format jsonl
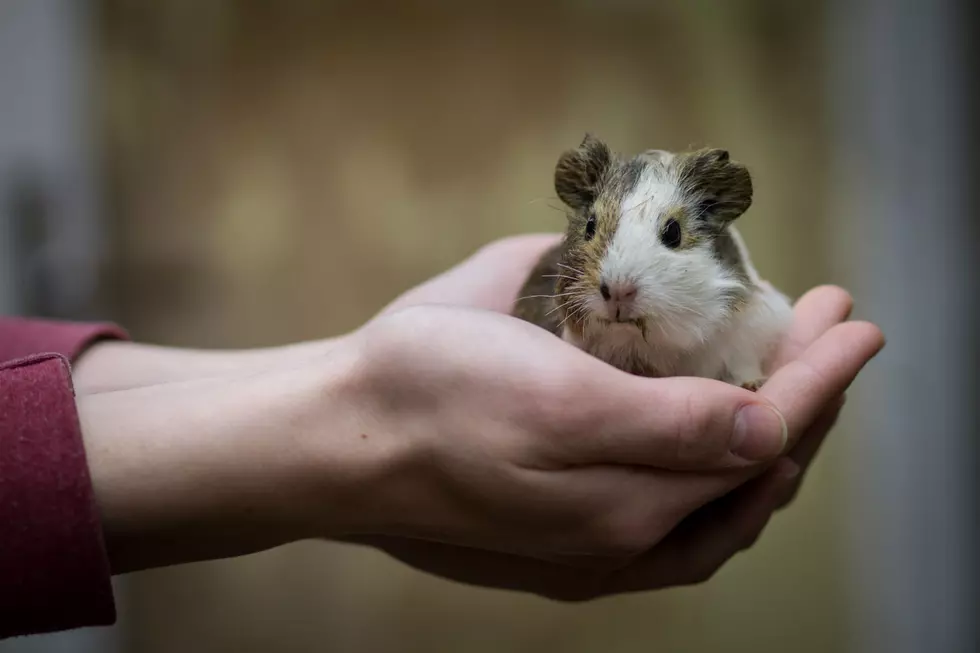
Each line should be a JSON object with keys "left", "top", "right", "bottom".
{"left": 0, "top": 354, "right": 116, "bottom": 638}
{"left": 0, "top": 317, "right": 129, "bottom": 363}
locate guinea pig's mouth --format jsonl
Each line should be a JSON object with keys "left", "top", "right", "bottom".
{"left": 595, "top": 314, "right": 647, "bottom": 331}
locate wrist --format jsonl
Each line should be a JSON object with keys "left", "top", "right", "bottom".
{"left": 289, "top": 329, "right": 419, "bottom": 542}
{"left": 78, "top": 336, "right": 358, "bottom": 573}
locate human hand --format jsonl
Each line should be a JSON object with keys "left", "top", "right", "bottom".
{"left": 377, "top": 234, "right": 866, "bottom": 517}
{"left": 77, "top": 297, "right": 781, "bottom": 573}
{"left": 78, "top": 232, "right": 880, "bottom": 596}
{"left": 310, "top": 292, "right": 881, "bottom": 575}
{"left": 394, "top": 237, "right": 862, "bottom": 510}
{"left": 330, "top": 284, "right": 882, "bottom": 599}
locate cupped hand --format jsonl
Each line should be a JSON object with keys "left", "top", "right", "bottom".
{"left": 328, "top": 304, "right": 791, "bottom": 558}
{"left": 317, "top": 289, "right": 882, "bottom": 596}
{"left": 326, "top": 234, "right": 883, "bottom": 598}
{"left": 382, "top": 234, "right": 861, "bottom": 505}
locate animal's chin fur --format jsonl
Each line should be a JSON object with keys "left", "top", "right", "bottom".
{"left": 561, "top": 280, "right": 792, "bottom": 385}
{"left": 566, "top": 291, "right": 744, "bottom": 378}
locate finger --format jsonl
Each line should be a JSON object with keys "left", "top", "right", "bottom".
{"left": 759, "top": 321, "right": 883, "bottom": 451}
{"left": 776, "top": 396, "right": 845, "bottom": 509}
{"left": 472, "top": 233, "right": 564, "bottom": 262}
{"left": 463, "top": 234, "right": 564, "bottom": 313}
{"left": 551, "top": 375, "right": 789, "bottom": 471}
{"left": 731, "top": 458, "right": 801, "bottom": 550}
{"left": 788, "top": 394, "right": 845, "bottom": 469}
{"left": 605, "top": 458, "right": 800, "bottom": 593}
{"left": 772, "top": 285, "right": 854, "bottom": 369}
{"left": 382, "top": 234, "right": 562, "bottom": 315}
{"left": 599, "top": 323, "right": 876, "bottom": 520}
{"left": 548, "top": 291, "right": 863, "bottom": 472}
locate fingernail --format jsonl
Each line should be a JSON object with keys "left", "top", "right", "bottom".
{"left": 731, "top": 404, "right": 788, "bottom": 461}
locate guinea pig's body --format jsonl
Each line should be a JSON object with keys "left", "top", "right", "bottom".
{"left": 513, "top": 136, "right": 792, "bottom": 389}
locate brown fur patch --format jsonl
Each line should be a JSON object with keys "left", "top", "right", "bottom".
{"left": 514, "top": 138, "right": 644, "bottom": 336}
{"left": 550, "top": 155, "right": 643, "bottom": 333}
{"left": 674, "top": 147, "right": 753, "bottom": 230}
{"left": 740, "top": 378, "right": 766, "bottom": 392}
{"left": 553, "top": 134, "right": 611, "bottom": 210}
{"left": 712, "top": 227, "right": 750, "bottom": 284}
{"left": 512, "top": 242, "right": 564, "bottom": 334}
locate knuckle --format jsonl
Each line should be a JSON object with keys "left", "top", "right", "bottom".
{"left": 540, "top": 383, "right": 581, "bottom": 425}
{"left": 510, "top": 383, "right": 596, "bottom": 467}
{"left": 790, "top": 358, "right": 833, "bottom": 395}
{"left": 668, "top": 389, "right": 730, "bottom": 464}
{"left": 527, "top": 379, "right": 597, "bottom": 434}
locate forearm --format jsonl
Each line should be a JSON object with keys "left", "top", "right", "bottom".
{"left": 72, "top": 337, "right": 342, "bottom": 395}
{"left": 78, "top": 335, "right": 365, "bottom": 573}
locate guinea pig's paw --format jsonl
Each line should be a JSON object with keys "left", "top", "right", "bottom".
{"left": 739, "top": 378, "right": 766, "bottom": 392}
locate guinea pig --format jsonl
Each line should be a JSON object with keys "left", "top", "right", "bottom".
{"left": 512, "top": 134, "right": 793, "bottom": 389}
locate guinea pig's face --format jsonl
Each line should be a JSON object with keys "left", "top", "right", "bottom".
{"left": 553, "top": 136, "right": 754, "bottom": 345}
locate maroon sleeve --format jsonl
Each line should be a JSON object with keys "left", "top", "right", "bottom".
{"left": 0, "top": 318, "right": 129, "bottom": 639}
{"left": 0, "top": 316, "right": 128, "bottom": 363}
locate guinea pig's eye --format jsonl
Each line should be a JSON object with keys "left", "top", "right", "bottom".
{"left": 661, "top": 218, "right": 682, "bottom": 249}
{"left": 585, "top": 213, "right": 597, "bottom": 240}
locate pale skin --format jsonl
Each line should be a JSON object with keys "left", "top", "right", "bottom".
{"left": 74, "top": 234, "right": 884, "bottom": 600}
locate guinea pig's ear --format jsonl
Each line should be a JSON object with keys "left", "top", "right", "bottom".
{"left": 554, "top": 134, "right": 611, "bottom": 210}
{"left": 679, "top": 148, "right": 753, "bottom": 227}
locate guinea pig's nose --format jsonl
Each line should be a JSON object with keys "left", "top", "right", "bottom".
{"left": 600, "top": 279, "right": 638, "bottom": 303}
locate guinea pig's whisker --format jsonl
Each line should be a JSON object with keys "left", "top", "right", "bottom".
{"left": 657, "top": 297, "right": 709, "bottom": 319}
{"left": 546, "top": 294, "right": 588, "bottom": 316}
{"left": 557, "top": 302, "right": 592, "bottom": 330}
{"left": 555, "top": 312, "right": 575, "bottom": 331}
{"left": 623, "top": 192, "right": 662, "bottom": 216}
{"left": 546, "top": 298, "right": 579, "bottom": 316}
{"left": 526, "top": 196, "right": 564, "bottom": 205}
{"left": 525, "top": 198, "right": 569, "bottom": 213}
{"left": 651, "top": 318, "right": 671, "bottom": 341}
{"left": 556, "top": 262, "right": 585, "bottom": 275}
{"left": 551, "top": 297, "right": 578, "bottom": 311}
{"left": 555, "top": 303, "right": 583, "bottom": 328}
{"left": 691, "top": 206, "right": 712, "bottom": 221}
{"left": 515, "top": 291, "right": 575, "bottom": 302}
{"left": 679, "top": 305, "right": 710, "bottom": 319}
{"left": 525, "top": 197, "right": 556, "bottom": 206}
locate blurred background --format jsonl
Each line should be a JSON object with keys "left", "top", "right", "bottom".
{"left": 1, "top": 1, "right": 975, "bottom": 652}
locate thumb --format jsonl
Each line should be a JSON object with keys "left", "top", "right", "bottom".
{"left": 550, "top": 375, "right": 788, "bottom": 471}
